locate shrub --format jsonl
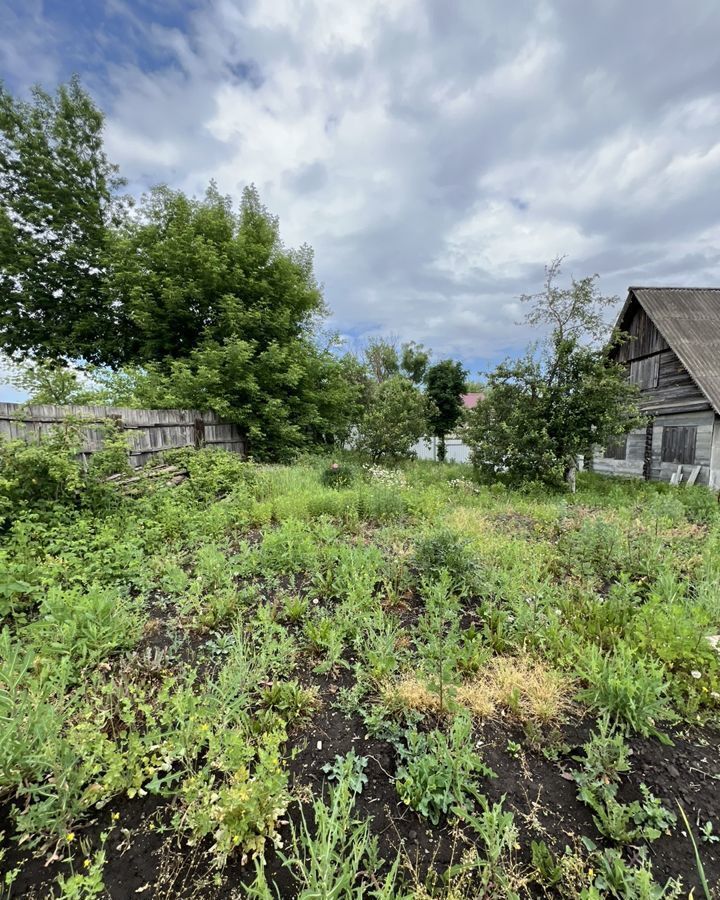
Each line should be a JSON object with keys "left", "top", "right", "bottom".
{"left": 413, "top": 527, "right": 478, "bottom": 594}
{"left": 0, "top": 431, "right": 83, "bottom": 524}
{"left": 576, "top": 643, "right": 671, "bottom": 737}
{"left": 319, "top": 462, "right": 356, "bottom": 489}
{"left": 170, "top": 448, "right": 255, "bottom": 500}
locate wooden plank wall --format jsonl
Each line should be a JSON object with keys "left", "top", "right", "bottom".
{"left": 638, "top": 350, "right": 712, "bottom": 414}
{"left": 593, "top": 413, "right": 718, "bottom": 486}
{"left": 0, "top": 402, "right": 245, "bottom": 468}
{"left": 592, "top": 428, "right": 646, "bottom": 479}
{"left": 650, "top": 411, "right": 715, "bottom": 484}
{"left": 710, "top": 418, "right": 720, "bottom": 491}
{"left": 615, "top": 302, "right": 669, "bottom": 363}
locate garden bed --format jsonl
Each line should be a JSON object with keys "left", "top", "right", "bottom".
{"left": 1, "top": 451, "right": 719, "bottom": 897}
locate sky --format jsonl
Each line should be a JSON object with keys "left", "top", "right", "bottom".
{"left": 3, "top": 0, "right": 720, "bottom": 401}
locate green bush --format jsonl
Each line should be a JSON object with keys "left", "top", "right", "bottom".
{"left": 169, "top": 448, "right": 256, "bottom": 500}
{"left": 576, "top": 642, "right": 671, "bottom": 737}
{"left": 0, "top": 432, "right": 83, "bottom": 524}
{"left": 319, "top": 462, "right": 356, "bottom": 489}
{"left": 413, "top": 527, "right": 478, "bottom": 594}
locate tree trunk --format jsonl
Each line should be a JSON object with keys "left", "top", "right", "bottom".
{"left": 437, "top": 434, "right": 447, "bottom": 462}
{"left": 564, "top": 462, "right": 577, "bottom": 493}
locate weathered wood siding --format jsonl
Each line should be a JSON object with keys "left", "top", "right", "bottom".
{"left": 710, "top": 418, "right": 720, "bottom": 490}
{"left": 597, "top": 297, "right": 720, "bottom": 486}
{"left": 614, "top": 298, "right": 710, "bottom": 415}
{"left": 650, "top": 411, "right": 716, "bottom": 484}
{"left": 615, "top": 302, "right": 669, "bottom": 362}
{"left": 0, "top": 403, "right": 245, "bottom": 468}
{"left": 636, "top": 349, "right": 712, "bottom": 415}
{"left": 592, "top": 412, "right": 718, "bottom": 485}
{"left": 592, "top": 428, "right": 646, "bottom": 479}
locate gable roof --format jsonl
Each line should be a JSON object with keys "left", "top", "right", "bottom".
{"left": 616, "top": 287, "right": 720, "bottom": 415}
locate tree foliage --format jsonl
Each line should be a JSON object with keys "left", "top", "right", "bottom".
{"left": 0, "top": 78, "right": 369, "bottom": 460}
{"left": 0, "top": 77, "right": 126, "bottom": 365}
{"left": 467, "top": 262, "right": 643, "bottom": 490}
{"left": 363, "top": 338, "right": 431, "bottom": 384}
{"left": 425, "top": 360, "right": 467, "bottom": 461}
{"left": 354, "top": 375, "right": 430, "bottom": 461}
{"left": 1, "top": 358, "right": 109, "bottom": 405}
{"left": 108, "top": 183, "right": 324, "bottom": 365}
{"left": 401, "top": 342, "right": 430, "bottom": 384}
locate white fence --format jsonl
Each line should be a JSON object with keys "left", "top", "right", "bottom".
{"left": 411, "top": 435, "right": 472, "bottom": 463}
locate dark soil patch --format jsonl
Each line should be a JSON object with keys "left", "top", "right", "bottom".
{"left": 3, "top": 716, "right": 719, "bottom": 898}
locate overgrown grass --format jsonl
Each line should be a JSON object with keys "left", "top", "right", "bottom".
{"left": 1, "top": 441, "right": 718, "bottom": 897}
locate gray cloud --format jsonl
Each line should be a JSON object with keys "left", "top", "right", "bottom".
{"left": 2, "top": 0, "right": 720, "bottom": 378}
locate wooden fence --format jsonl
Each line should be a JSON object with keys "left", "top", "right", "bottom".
{"left": 0, "top": 402, "right": 245, "bottom": 468}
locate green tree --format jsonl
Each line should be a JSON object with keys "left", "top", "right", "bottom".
{"left": 108, "top": 183, "right": 324, "bottom": 365}
{"left": 363, "top": 338, "right": 400, "bottom": 383}
{"left": 0, "top": 76, "right": 127, "bottom": 365}
{"left": 1, "top": 358, "right": 109, "bottom": 405}
{"left": 401, "top": 341, "right": 430, "bottom": 384}
{"left": 114, "top": 338, "right": 364, "bottom": 460}
{"left": 426, "top": 360, "right": 467, "bottom": 461}
{"left": 466, "top": 261, "right": 643, "bottom": 490}
{"left": 355, "top": 375, "right": 430, "bottom": 461}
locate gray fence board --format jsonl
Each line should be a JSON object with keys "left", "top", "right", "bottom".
{"left": 0, "top": 402, "right": 245, "bottom": 467}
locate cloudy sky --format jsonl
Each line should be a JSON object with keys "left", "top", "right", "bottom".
{"left": 3, "top": 0, "right": 720, "bottom": 399}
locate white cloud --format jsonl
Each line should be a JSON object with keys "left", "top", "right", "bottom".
{"left": 3, "top": 0, "right": 720, "bottom": 374}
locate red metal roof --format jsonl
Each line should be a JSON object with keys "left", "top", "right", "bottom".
{"left": 462, "top": 392, "right": 484, "bottom": 409}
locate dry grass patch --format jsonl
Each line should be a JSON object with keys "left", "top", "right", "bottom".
{"left": 381, "top": 675, "right": 443, "bottom": 714}
{"left": 454, "top": 682, "right": 496, "bottom": 718}
{"left": 382, "top": 656, "right": 571, "bottom": 725}
{"left": 485, "top": 655, "right": 571, "bottom": 724}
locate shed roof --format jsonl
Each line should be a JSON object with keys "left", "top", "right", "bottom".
{"left": 617, "top": 287, "right": 720, "bottom": 414}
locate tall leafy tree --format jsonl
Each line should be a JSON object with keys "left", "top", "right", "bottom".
{"left": 355, "top": 375, "right": 430, "bottom": 461}
{"left": 425, "top": 359, "right": 467, "bottom": 461}
{"left": 363, "top": 337, "right": 400, "bottom": 383}
{"left": 400, "top": 341, "right": 430, "bottom": 384}
{"left": 109, "top": 183, "right": 324, "bottom": 364}
{"left": 0, "top": 77, "right": 127, "bottom": 365}
{"left": 466, "top": 261, "right": 643, "bottom": 491}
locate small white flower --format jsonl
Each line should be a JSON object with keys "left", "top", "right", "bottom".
{"left": 711, "top": 691, "right": 720, "bottom": 701}
{"left": 690, "top": 670, "right": 702, "bottom": 679}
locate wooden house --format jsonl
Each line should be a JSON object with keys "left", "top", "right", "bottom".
{"left": 592, "top": 287, "right": 720, "bottom": 488}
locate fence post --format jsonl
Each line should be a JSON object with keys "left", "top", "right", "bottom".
{"left": 194, "top": 417, "right": 206, "bottom": 449}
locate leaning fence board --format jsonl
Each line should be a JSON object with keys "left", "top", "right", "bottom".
{"left": 686, "top": 465, "right": 702, "bottom": 485}
{"left": 0, "top": 402, "right": 245, "bottom": 468}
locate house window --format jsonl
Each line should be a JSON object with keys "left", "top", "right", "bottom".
{"left": 629, "top": 356, "right": 660, "bottom": 389}
{"left": 604, "top": 436, "right": 627, "bottom": 460}
{"left": 661, "top": 426, "right": 697, "bottom": 465}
